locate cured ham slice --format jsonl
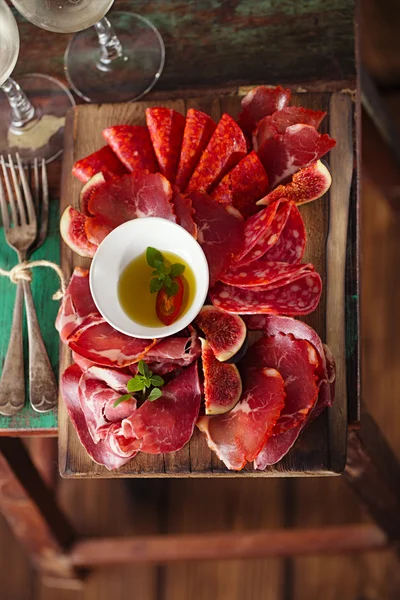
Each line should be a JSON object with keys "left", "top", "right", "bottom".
{"left": 253, "top": 107, "right": 326, "bottom": 150}
{"left": 197, "top": 368, "right": 285, "bottom": 470}
{"left": 146, "top": 108, "right": 186, "bottom": 183}
{"left": 210, "top": 271, "right": 322, "bottom": 316}
{"left": 171, "top": 188, "right": 197, "bottom": 237}
{"left": 60, "top": 206, "right": 98, "bottom": 258}
{"left": 113, "top": 363, "right": 201, "bottom": 454}
{"left": 68, "top": 320, "right": 156, "bottom": 368}
{"left": 175, "top": 108, "right": 216, "bottom": 191}
{"left": 257, "top": 124, "right": 336, "bottom": 188}
{"left": 189, "top": 191, "right": 244, "bottom": 286}
{"left": 145, "top": 327, "right": 200, "bottom": 367}
{"left": 72, "top": 146, "right": 127, "bottom": 183}
{"left": 61, "top": 365, "right": 137, "bottom": 470}
{"left": 102, "top": 125, "right": 157, "bottom": 174}
{"left": 220, "top": 260, "right": 314, "bottom": 289}
{"left": 186, "top": 114, "right": 247, "bottom": 194}
{"left": 237, "top": 86, "right": 291, "bottom": 137}
{"left": 56, "top": 268, "right": 100, "bottom": 343}
{"left": 211, "top": 151, "right": 269, "bottom": 218}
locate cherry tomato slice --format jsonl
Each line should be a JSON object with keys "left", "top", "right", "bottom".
{"left": 156, "top": 276, "right": 184, "bottom": 326}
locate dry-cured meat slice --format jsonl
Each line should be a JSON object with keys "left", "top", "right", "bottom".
{"left": 146, "top": 108, "right": 186, "bottom": 183}
{"left": 237, "top": 86, "right": 291, "bottom": 137}
{"left": 102, "top": 125, "right": 157, "bottom": 173}
{"left": 197, "top": 367, "right": 285, "bottom": 470}
{"left": 72, "top": 146, "right": 127, "bottom": 183}
{"left": 254, "top": 426, "right": 299, "bottom": 468}
{"left": 60, "top": 206, "right": 98, "bottom": 258}
{"left": 210, "top": 271, "right": 322, "bottom": 316}
{"left": 262, "top": 202, "right": 306, "bottom": 264}
{"left": 189, "top": 191, "right": 244, "bottom": 286}
{"left": 145, "top": 327, "right": 201, "bottom": 367}
{"left": 257, "top": 160, "right": 332, "bottom": 207}
{"left": 84, "top": 215, "right": 113, "bottom": 246}
{"left": 257, "top": 124, "right": 336, "bottom": 188}
{"left": 171, "top": 188, "right": 197, "bottom": 237}
{"left": 113, "top": 363, "right": 201, "bottom": 454}
{"left": 56, "top": 268, "right": 100, "bottom": 343}
{"left": 220, "top": 260, "right": 314, "bottom": 289}
{"left": 175, "top": 108, "right": 216, "bottom": 191}
{"left": 211, "top": 151, "right": 269, "bottom": 218}
{"left": 186, "top": 114, "right": 247, "bottom": 194}
{"left": 253, "top": 106, "right": 326, "bottom": 150}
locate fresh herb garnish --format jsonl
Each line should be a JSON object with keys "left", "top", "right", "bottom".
{"left": 146, "top": 246, "right": 185, "bottom": 298}
{"left": 113, "top": 359, "right": 164, "bottom": 407}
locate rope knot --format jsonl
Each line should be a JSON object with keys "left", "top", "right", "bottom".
{"left": 8, "top": 262, "right": 33, "bottom": 284}
{"left": 0, "top": 260, "right": 67, "bottom": 300}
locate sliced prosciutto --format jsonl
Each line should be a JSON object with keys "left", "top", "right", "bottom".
{"left": 56, "top": 268, "right": 100, "bottom": 343}
{"left": 72, "top": 146, "right": 127, "bottom": 183}
{"left": 113, "top": 363, "right": 201, "bottom": 454}
{"left": 186, "top": 113, "right": 247, "bottom": 194}
{"left": 257, "top": 123, "right": 336, "bottom": 188}
{"left": 189, "top": 191, "right": 244, "bottom": 286}
{"left": 146, "top": 107, "right": 186, "bottom": 183}
{"left": 102, "top": 125, "right": 157, "bottom": 174}
{"left": 175, "top": 108, "right": 216, "bottom": 191}
{"left": 253, "top": 106, "right": 326, "bottom": 150}
{"left": 237, "top": 86, "right": 291, "bottom": 137}
{"left": 197, "top": 368, "right": 285, "bottom": 470}
{"left": 171, "top": 188, "right": 197, "bottom": 237}
{"left": 211, "top": 151, "right": 269, "bottom": 218}
{"left": 144, "top": 327, "right": 200, "bottom": 367}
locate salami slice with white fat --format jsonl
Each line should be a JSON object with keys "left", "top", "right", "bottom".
{"left": 262, "top": 201, "right": 306, "bottom": 264}
{"left": 220, "top": 260, "right": 314, "bottom": 289}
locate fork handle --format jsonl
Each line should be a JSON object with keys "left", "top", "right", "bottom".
{"left": 22, "top": 279, "right": 58, "bottom": 413}
{"left": 0, "top": 282, "right": 25, "bottom": 415}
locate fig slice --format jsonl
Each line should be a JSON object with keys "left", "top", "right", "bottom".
{"left": 257, "top": 160, "right": 332, "bottom": 207}
{"left": 79, "top": 172, "right": 106, "bottom": 215}
{"left": 195, "top": 305, "right": 247, "bottom": 362}
{"left": 60, "top": 205, "right": 97, "bottom": 258}
{"left": 201, "top": 339, "right": 242, "bottom": 415}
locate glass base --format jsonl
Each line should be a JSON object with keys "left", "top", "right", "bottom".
{"left": 64, "top": 12, "right": 165, "bottom": 103}
{"left": 0, "top": 74, "right": 75, "bottom": 164}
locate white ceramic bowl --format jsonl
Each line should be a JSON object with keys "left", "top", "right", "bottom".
{"left": 89, "top": 217, "right": 209, "bottom": 339}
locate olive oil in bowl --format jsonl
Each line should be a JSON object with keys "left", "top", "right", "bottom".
{"left": 118, "top": 250, "right": 196, "bottom": 327}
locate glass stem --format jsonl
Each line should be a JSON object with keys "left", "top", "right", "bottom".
{"left": 0, "top": 77, "right": 36, "bottom": 129}
{"left": 94, "top": 17, "right": 123, "bottom": 70}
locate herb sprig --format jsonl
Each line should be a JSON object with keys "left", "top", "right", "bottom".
{"left": 146, "top": 247, "right": 185, "bottom": 298}
{"left": 113, "top": 360, "right": 164, "bottom": 407}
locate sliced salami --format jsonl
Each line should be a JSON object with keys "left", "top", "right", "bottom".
{"left": 102, "top": 125, "right": 157, "bottom": 174}
{"left": 220, "top": 260, "right": 314, "bottom": 289}
{"left": 262, "top": 202, "right": 306, "bottom": 264}
{"left": 175, "top": 108, "right": 216, "bottom": 191}
{"left": 211, "top": 151, "right": 269, "bottom": 218}
{"left": 237, "top": 86, "right": 291, "bottom": 137}
{"left": 72, "top": 146, "right": 127, "bottom": 183}
{"left": 171, "top": 188, "right": 197, "bottom": 237}
{"left": 146, "top": 108, "right": 186, "bottom": 183}
{"left": 253, "top": 106, "right": 326, "bottom": 150}
{"left": 186, "top": 113, "right": 247, "bottom": 194}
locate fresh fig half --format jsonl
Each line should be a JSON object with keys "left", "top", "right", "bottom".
{"left": 60, "top": 205, "right": 97, "bottom": 258}
{"left": 195, "top": 305, "right": 247, "bottom": 362}
{"left": 257, "top": 160, "right": 332, "bottom": 207}
{"left": 201, "top": 339, "right": 242, "bottom": 415}
{"left": 79, "top": 172, "right": 106, "bottom": 215}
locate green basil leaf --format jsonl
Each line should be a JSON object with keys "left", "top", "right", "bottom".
{"left": 142, "top": 376, "right": 152, "bottom": 388}
{"left": 164, "top": 263, "right": 171, "bottom": 275}
{"left": 127, "top": 377, "right": 145, "bottom": 392}
{"left": 148, "top": 388, "right": 162, "bottom": 402}
{"left": 167, "top": 280, "right": 179, "bottom": 297}
{"left": 142, "top": 362, "right": 152, "bottom": 378}
{"left": 146, "top": 247, "right": 164, "bottom": 268}
{"left": 137, "top": 360, "right": 146, "bottom": 376}
{"left": 170, "top": 263, "right": 185, "bottom": 278}
{"left": 150, "top": 278, "right": 163, "bottom": 294}
{"left": 150, "top": 375, "right": 164, "bottom": 387}
{"left": 113, "top": 394, "right": 133, "bottom": 408}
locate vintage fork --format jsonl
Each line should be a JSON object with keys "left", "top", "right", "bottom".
{"left": 0, "top": 154, "right": 57, "bottom": 415}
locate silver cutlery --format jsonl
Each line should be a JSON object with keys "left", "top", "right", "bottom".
{"left": 0, "top": 154, "right": 57, "bottom": 415}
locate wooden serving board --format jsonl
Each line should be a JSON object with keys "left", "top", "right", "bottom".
{"left": 59, "top": 92, "right": 356, "bottom": 478}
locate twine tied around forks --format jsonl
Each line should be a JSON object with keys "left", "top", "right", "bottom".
{"left": 0, "top": 260, "right": 66, "bottom": 300}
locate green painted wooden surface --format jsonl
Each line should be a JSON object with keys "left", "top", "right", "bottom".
{"left": 0, "top": 201, "right": 59, "bottom": 432}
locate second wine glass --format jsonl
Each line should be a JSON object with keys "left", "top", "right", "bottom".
{"left": 10, "top": 0, "right": 165, "bottom": 103}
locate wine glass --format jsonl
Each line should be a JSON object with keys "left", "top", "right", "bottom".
{"left": 10, "top": 0, "right": 165, "bottom": 104}
{"left": 0, "top": 0, "right": 75, "bottom": 163}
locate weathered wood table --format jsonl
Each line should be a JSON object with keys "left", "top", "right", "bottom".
{"left": 1, "top": 0, "right": 400, "bottom": 587}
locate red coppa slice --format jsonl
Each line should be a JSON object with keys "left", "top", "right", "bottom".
{"left": 253, "top": 106, "right": 326, "bottom": 150}
{"left": 84, "top": 215, "right": 113, "bottom": 246}
{"left": 197, "top": 367, "right": 285, "bottom": 470}
{"left": 113, "top": 363, "right": 201, "bottom": 454}
{"left": 175, "top": 108, "right": 216, "bottom": 191}
{"left": 257, "top": 124, "right": 336, "bottom": 188}
{"left": 102, "top": 125, "right": 157, "bottom": 173}
{"left": 146, "top": 107, "right": 186, "bottom": 183}
{"left": 72, "top": 146, "right": 127, "bottom": 183}
{"left": 262, "top": 202, "right": 306, "bottom": 264}
{"left": 210, "top": 271, "right": 322, "bottom": 316}
{"left": 186, "top": 113, "right": 247, "bottom": 194}
{"left": 211, "top": 151, "right": 269, "bottom": 218}
{"left": 201, "top": 339, "right": 242, "bottom": 415}
{"left": 60, "top": 206, "right": 98, "bottom": 258}
{"left": 220, "top": 260, "right": 314, "bottom": 289}
{"left": 237, "top": 86, "right": 292, "bottom": 137}
{"left": 171, "top": 187, "right": 197, "bottom": 237}
{"left": 189, "top": 191, "right": 244, "bottom": 286}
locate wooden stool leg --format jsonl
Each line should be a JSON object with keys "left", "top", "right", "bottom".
{"left": 344, "top": 410, "right": 400, "bottom": 541}
{"left": 0, "top": 438, "right": 80, "bottom": 583}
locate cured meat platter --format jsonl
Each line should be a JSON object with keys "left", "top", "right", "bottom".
{"left": 59, "top": 90, "right": 356, "bottom": 478}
